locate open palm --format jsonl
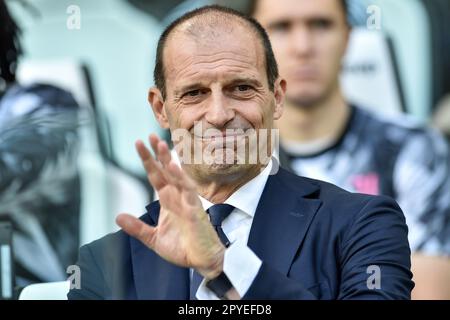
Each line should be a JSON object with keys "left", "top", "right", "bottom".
{"left": 116, "top": 134, "right": 224, "bottom": 276}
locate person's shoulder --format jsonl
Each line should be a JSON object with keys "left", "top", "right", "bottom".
{"left": 353, "top": 106, "right": 449, "bottom": 157}
{"left": 80, "top": 211, "right": 152, "bottom": 264}
{"left": 77, "top": 229, "right": 130, "bottom": 277}
{"left": 84, "top": 228, "right": 129, "bottom": 256}
{"left": 304, "top": 175, "right": 380, "bottom": 208}
{"left": 354, "top": 105, "right": 439, "bottom": 139}
{"left": 277, "top": 167, "right": 355, "bottom": 196}
{"left": 69, "top": 211, "right": 154, "bottom": 300}
{"left": 277, "top": 167, "right": 401, "bottom": 219}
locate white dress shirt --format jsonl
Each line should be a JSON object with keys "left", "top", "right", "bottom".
{"left": 195, "top": 160, "right": 273, "bottom": 300}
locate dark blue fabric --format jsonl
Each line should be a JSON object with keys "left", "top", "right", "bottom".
{"left": 68, "top": 167, "right": 414, "bottom": 300}
{"left": 208, "top": 204, "right": 234, "bottom": 227}
{"left": 208, "top": 204, "right": 233, "bottom": 247}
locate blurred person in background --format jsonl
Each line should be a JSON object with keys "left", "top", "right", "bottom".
{"left": 241, "top": 0, "right": 450, "bottom": 299}
{"left": 0, "top": 0, "right": 81, "bottom": 288}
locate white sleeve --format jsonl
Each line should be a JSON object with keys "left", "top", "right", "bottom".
{"left": 196, "top": 239, "right": 262, "bottom": 300}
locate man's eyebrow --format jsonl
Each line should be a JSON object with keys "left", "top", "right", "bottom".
{"left": 266, "top": 15, "right": 335, "bottom": 29}
{"left": 226, "top": 77, "right": 263, "bottom": 87}
{"left": 175, "top": 83, "right": 204, "bottom": 96}
{"left": 265, "top": 18, "right": 292, "bottom": 30}
{"left": 175, "top": 77, "right": 264, "bottom": 95}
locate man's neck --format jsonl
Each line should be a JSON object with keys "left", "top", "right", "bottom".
{"left": 277, "top": 89, "right": 350, "bottom": 144}
{"left": 193, "top": 165, "right": 263, "bottom": 204}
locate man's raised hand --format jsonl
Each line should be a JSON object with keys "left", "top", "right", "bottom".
{"left": 116, "top": 134, "right": 225, "bottom": 279}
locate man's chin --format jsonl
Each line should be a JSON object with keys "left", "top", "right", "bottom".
{"left": 185, "top": 162, "right": 255, "bottom": 183}
{"left": 288, "top": 94, "right": 324, "bottom": 108}
{"left": 210, "top": 162, "right": 254, "bottom": 171}
{"left": 286, "top": 82, "right": 339, "bottom": 109}
{"left": 196, "top": 162, "right": 251, "bottom": 173}
{"left": 285, "top": 86, "right": 330, "bottom": 108}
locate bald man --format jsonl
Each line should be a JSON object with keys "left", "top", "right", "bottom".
{"left": 68, "top": 5, "right": 413, "bottom": 300}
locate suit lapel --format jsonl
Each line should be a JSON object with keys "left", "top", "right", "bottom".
{"left": 129, "top": 201, "right": 190, "bottom": 299}
{"left": 248, "top": 169, "right": 322, "bottom": 275}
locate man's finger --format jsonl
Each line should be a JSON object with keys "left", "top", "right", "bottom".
{"left": 157, "top": 140, "right": 172, "bottom": 167}
{"left": 168, "top": 161, "right": 197, "bottom": 192}
{"left": 116, "top": 213, "right": 157, "bottom": 249}
{"left": 149, "top": 134, "right": 161, "bottom": 160}
{"left": 135, "top": 140, "right": 166, "bottom": 190}
{"left": 149, "top": 134, "right": 171, "bottom": 167}
{"left": 148, "top": 135, "right": 181, "bottom": 188}
{"left": 165, "top": 160, "right": 186, "bottom": 190}
{"left": 156, "top": 141, "right": 185, "bottom": 188}
{"left": 167, "top": 161, "right": 201, "bottom": 207}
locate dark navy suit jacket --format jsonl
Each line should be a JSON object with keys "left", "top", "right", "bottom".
{"left": 68, "top": 168, "right": 414, "bottom": 300}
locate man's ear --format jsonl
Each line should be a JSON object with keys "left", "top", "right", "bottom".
{"left": 273, "top": 78, "right": 286, "bottom": 120}
{"left": 148, "top": 87, "right": 170, "bottom": 129}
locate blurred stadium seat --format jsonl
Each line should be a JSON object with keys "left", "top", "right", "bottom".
{"left": 341, "top": 27, "right": 406, "bottom": 117}
{"left": 354, "top": 0, "right": 432, "bottom": 121}
{"left": 16, "top": 58, "right": 150, "bottom": 246}
{"left": 421, "top": 0, "right": 450, "bottom": 112}
{"left": 8, "top": 0, "right": 164, "bottom": 174}
{"left": 17, "top": 59, "right": 95, "bottom": 110}
{"left": 18, "top": 281, "right": 69, "bottom": 300}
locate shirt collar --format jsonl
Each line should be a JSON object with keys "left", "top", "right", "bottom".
{"left": 199, "top": 159, "right": 273, "bottom": 218}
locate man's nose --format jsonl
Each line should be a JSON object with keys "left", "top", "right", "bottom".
{"left": 204, "top": 92, "right": 235, "bottom": 128}
{"left": 290, "top": 26, "right": 314, "bottom": 57}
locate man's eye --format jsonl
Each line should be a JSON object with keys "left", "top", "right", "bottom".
{"left": 186, "top": 90, "right": 200, "bottom": 97}
{"left": 270, "top": 21, "right": 291, "bottom": 33}
{"left": 236, "top": 85, "right": 251, "bottom": 92}
{"left": 311, "top": 19, "right": 332, "bottom": 30}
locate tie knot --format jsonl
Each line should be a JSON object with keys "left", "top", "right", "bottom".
{"left": 207, "top": 204, "right": 234, "bottom": 226}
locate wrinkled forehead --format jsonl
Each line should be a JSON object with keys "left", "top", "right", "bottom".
{"left": 163, "top": 18, "right": 266, "bottom": 86}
